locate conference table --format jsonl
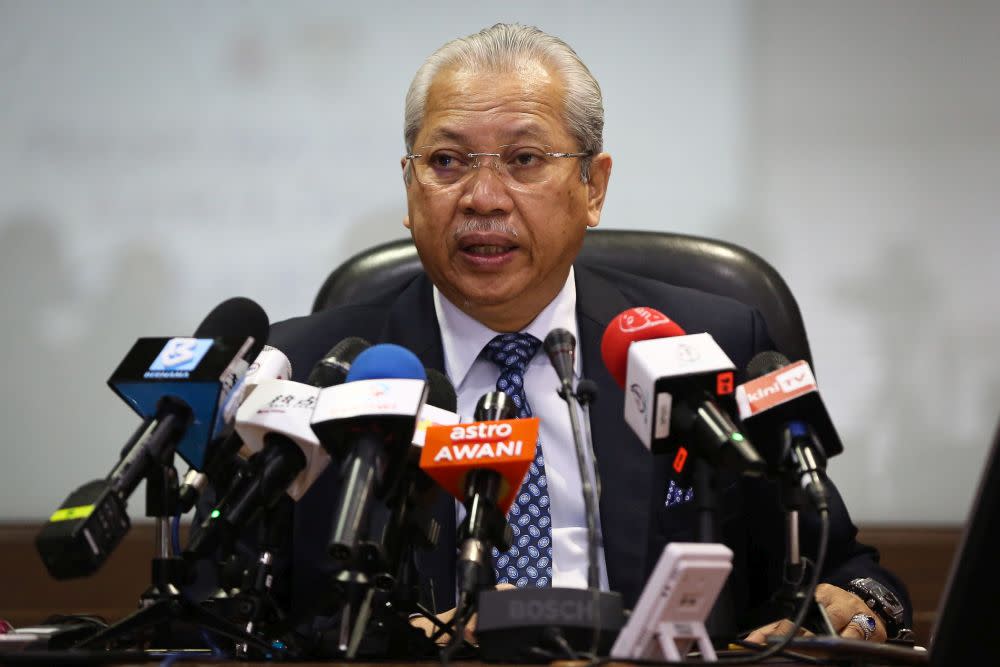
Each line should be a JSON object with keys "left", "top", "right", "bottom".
{"left": 0, "top": 639, "right": 932, "bottom": 666}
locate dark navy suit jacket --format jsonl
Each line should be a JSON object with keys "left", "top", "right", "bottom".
{"left": 264, "top": 262, "right": 912, "bottom": 633}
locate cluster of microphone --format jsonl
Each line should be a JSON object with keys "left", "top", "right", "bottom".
{"left": 601, "top": 306, "right": 841, "bottom": 509}
{"left": 33, "top": 297, "right": 842, "bottom": 660}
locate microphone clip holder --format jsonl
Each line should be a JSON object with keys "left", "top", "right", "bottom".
{"left": 318, "top": 488, "right": 444, "bottom": 660}
{"left": 767, "top": 473, "right": 837, "bottom": 637}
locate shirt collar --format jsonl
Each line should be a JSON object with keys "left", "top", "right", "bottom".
{"left": 433, "top": 266, "right": 581, "bottom": 389}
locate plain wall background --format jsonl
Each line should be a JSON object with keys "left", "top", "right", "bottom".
{"left": 1, "top": 1, "right": 997, "bottom": 523}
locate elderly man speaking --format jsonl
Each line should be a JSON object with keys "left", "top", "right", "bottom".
{"left": 250, "top": 23, "right": 912, "bottom": 651}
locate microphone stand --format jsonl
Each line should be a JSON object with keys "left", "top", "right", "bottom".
{"left": 229, "top": 497, "right": 297, "bottom": 658}
{"left": 560, "top": 380, "right": 601, "bottom": 593}
{"left": 75, "top": 454, "right": 278, "bottom": 656}
{"left": 769, "top": 427, "right": 836, "bottom": 636}
{"left": 318, "top": 480, "right": 441, "bottom": 660}
{"left": 689, "top": 455, "right": 741, "bottom": 643}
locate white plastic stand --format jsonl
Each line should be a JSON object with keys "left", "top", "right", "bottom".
{"left": 611, "top": 542, "right": 733, "bottom": 663}
{"left": 656, "top": 619, "right": 716, "bottom": 662}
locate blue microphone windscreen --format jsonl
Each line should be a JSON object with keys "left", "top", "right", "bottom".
{"left": 345, "top": 343, "right": 427, "bottom": 381}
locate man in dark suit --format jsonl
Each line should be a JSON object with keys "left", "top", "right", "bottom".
{"left": 265, "top": 23, "right": 911, "bottom": 645}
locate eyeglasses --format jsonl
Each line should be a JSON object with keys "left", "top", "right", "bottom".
{"left": 404, "top": 144, "right": 592, "bottom": 190}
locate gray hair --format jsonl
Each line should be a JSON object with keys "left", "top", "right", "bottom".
{"left": 403, "top": 23, "right": 604, "bottom": 181}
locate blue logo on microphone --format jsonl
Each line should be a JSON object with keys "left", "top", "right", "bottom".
{"left": 146, "top": 338, "right": 213, "bottom": 377}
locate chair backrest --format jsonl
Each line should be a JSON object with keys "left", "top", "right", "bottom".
{"left": 313, "top": 229, "right": 813, "bottom": 367}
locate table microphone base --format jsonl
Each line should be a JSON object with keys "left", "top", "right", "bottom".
{"left": 476, "top": 587, "right": 625, "bottom": 662}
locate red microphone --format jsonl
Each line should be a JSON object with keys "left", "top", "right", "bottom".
{"left": 601, "top": 307, "right": 686, "bottom": 387}
{"left": 600, "top": 307, "right": 763, "bottom": 475}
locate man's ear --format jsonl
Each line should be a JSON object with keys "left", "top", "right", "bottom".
{"left": 402, "top": 155, "right": 413, "bottom": 230}
{"left": 586, "top": 152, "right": 612, "bottom": 228}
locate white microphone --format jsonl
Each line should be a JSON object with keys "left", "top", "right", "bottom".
{"left": 234, "top": 379, "right": 328, "bottom": 501}
{"left": 178, "top": 344, "right": 293, "bottom": 512}
{"left": 619, "top": 331, "right": 764, "bottom": 475}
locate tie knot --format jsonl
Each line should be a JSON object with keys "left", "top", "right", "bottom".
{"left": 484, "top": 332, "right": 542, "bottom": 375}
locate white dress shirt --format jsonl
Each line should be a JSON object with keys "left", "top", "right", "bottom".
{"left": 433, "top": 267, "right": 610, "bottom": 592}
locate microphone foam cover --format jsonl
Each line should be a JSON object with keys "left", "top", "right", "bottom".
{"left": 308, "top": 336, "right": 371, "bottom": 388}
{"left": 425, "top": 368, "right": 457, "bottom": 412}
{"left": 474, "top": 391, "right": 517, "bottom": 421}
{"left": 600, "top": 307, "right": 686, "bottom": 387}
{"left": 345, "top": 343, "right": 427, "bottom": 381}
{"left": 194, "top": 296, "right": 270, "bottom": 361}
{"left": 746, "top": 350, "right": 791, "bottom": 379}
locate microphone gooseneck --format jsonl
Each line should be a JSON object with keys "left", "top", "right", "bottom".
{"left": 543, "top": 328, "right": 601, "bottom": 592}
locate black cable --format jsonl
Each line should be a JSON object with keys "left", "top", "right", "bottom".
{"left": 438, "top": 592, "right": 475, "bottom": 667}
{"left": 585, "top": 644, "right": 827, "bottom": 667}
{"left": 723, "top": 507, "right": 831, "bottom": 664}
{"left": 585, "top": 509, "right": 831, "bottom": 667}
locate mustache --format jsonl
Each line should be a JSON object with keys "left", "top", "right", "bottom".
{"left": 453, "top": 217, "right": 519, "bottom": 239}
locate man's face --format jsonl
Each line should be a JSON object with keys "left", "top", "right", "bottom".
{"left": 403, "top": 61, "right": 611, "bottom": 331}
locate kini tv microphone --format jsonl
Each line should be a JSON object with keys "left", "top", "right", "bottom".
{"left": 421, "top": 392, "right": 538, "bottom": 596}
{"left": 178, "top": 344, "right": 293, "bottom": 513}
{"left": 36, "top": 297, "right": 269, "bottom": 579}
{"left": 601, "top": 307, "right": 764, "bottom": 476}
{"left": 736, "top": 351, "right": 843, "bottom": 510}
{"left": 311, "top": 344, "right": 428, "bottom": 561}
{"left": 187, "top": 337, "right": 371, "bottom": 557}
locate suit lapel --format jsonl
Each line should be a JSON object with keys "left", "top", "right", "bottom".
{"left": 574, "top": 264, "right": 652, "bottom": 607}
{"left": 381, "top": 272, "right": 446, "bottom": 372}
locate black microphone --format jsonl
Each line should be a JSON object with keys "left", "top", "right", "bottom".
{"left": 419, "top": 390, "right": 533, "bottom": 660}
{"left": 544, "top": 327, "right": 602, "bottom": 593}
{"left": 543, "top": 327, "right": 576, "bottom": 391}
{"left": 736, "top": 351, "right": 842, "bottom": 510}
{"left": 455, "top": 391, "right": 519, "bottom": 595}
{"left": 357, "top": 367, "right": 458, "bottom": 591}
{"left": 186, "top": 337, "right": 371, "bottom": 557}
{"left": 36, "top": 297, "right": 269, "bottom": 579}
{"left": 309, "top": 336, "right": 371, "bottom": 388}
{"left": 426, "top": 367, "right": 458, "bottom": 417}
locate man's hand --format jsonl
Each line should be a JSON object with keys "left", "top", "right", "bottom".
{"left": 410, "top": 583, "right": 516, "bottom": 646}
{"left": 744, "top": 583, "right": 888, "bottom": 644}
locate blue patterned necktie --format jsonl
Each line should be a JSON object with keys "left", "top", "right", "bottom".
{"left": 484, "top": 332, "right": 553, "bottom": 588}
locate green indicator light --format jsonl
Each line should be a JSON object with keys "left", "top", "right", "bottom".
{"left": 210, "top": 509, "right": 221, "bottom": 519}
{"left": 731, "top": 433, "right": 745, "bottom": 442}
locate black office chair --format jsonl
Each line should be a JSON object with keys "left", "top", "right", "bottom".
{"left": 313, "top": 229, "right": 813, "bottom": 368}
